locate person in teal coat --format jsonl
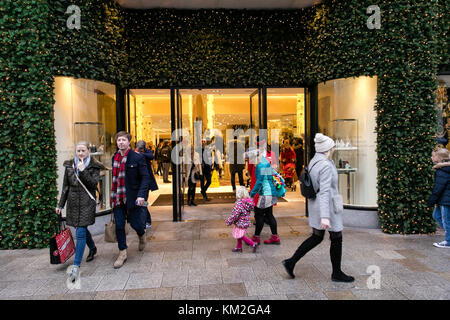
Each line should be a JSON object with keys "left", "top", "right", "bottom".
{"left": 250, "top": 142, "right": 282, "bottom": 245}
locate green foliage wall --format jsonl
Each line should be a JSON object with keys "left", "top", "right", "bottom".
{"left": 0, "top": 0, "right": 57, "bottom": 248}
{"left": 0, "top": 0, "right": 448, "bottom": 248}
{"left": 0, "top": 0, "right": 125, "bottom": 249}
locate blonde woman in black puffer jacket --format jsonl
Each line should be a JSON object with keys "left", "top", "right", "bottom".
{"left": 56, "top": 141, "right": 105, "bottom": 282}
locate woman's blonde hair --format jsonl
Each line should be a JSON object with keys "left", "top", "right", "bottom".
{"left": 236, "top": 186, "right": 250, "bottom": 199}
{"left": 433, "top": 147, "right": 450, "bottom": 162}
{"left": 75, "top": 141, "right": 89, "bottom": 150}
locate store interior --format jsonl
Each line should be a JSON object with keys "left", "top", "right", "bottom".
{"left": 127, "top": 88, "right": 306, "bottom": 209}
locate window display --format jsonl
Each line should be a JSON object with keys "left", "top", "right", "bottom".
{"left": 318, "top": 76, "right": 377, "bottom": 207}
{"left": 54, "top": 77, "right": 116, "bottom": 214}
{"left": 330, "top": 119, "right": 358, "bottom": 204}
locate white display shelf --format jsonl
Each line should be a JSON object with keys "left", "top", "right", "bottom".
{"left": 335, "top": 147, "right": 358, "bottom": 151}
{"left": 337, "top": 168, "right": 358, "bottom": 173}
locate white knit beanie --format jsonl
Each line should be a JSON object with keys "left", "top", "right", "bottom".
{"left": 314, "top": 133, "right": 335, "bottom": 153}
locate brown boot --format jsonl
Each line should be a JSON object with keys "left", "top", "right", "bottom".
{"left": 113, "top": 249, "right": 127, "bottom": 269}
{"left": 138, "top": 234, "right": 146, "bottom": 251}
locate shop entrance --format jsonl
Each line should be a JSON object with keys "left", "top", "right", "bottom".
{"left": 126, "top": 87, "right": 308, "bottom": 222}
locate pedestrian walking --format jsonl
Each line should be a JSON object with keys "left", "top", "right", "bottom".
{"left": 200, "top": 139, "right": 213, "bottom": 201}
{"left": 282, "top": 133, "right": 354, "bottom": 282}
{"left": 185, "top": 147, "right": 202, "bottom": 206}
{"left": 250, "top": 138, "right": 281, "bottom": 245}
{"left": 56, "top": 141, "right": 105, "bottom": 282}
{"left": 155, "top": 141, "right": 164, "bottom": 176}
{"left": 293, "top": 138, "right": 304, "bottom": 177}
{"left": 160, "top": 140, "right": 172, "bottom": 183}
{"left": 225, "top": 186, "right": 258, "bottom": 252}
{"left": 135, "top": 140, "right": 159, "bottom": 229}
{"left": 111, "top": 131, "right": 150, "bottom": 269}
{"left": 228, "top": 138, "right": 245, "bottom": 192}
{"left": 428, "top": 147, "right": 450, "bottom": 248}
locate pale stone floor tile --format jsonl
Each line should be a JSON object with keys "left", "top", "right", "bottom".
{"left": 188, "top": 269, "right": 222, "bottom": 286}
{"left": 324, "top": 290, "right": 357, "bottom": 300}
{"left": 396, "top": 285, "right": 450, "bottom": 300}
{"left": 95, "top": 273, "right": 130, "bottom": 292}
{"left": 94, "top": 290, "right": 126, "bottom": 300}
{"left": 34, "top": 278, "right": 70, "bottom": 296}
{"left": 350, "top": 288, "right": 408, "bottom": 300}
{"left": 162, "top": 270, "right": 189, "bottom": 287}
{"left": 0, "top": 279, "right": 46, "bottom": 298}
{"left": 51, "top": 292, "right": 96, "bottom": 300}
{"left": 269, "top": 279, "right": 312, "bottom": 295}
{"left": 125, "top": 272, "right": 163, "bottom": 290}
{"left": 257, "top": 295, "right": 288, "bottom": 300}
{"left": 221, "top": 266, "right": 257, "bottom": 284}
{"left": 244, "top": 280, "right": 276, "bottom": 297}
{"left": 287, "top": 291, "right": 328, "bottom": 300}
{"left": 199, "top": 283, "right": 247, "bottom": 299}
{"left": 124, "top": 287, "right": 172, "bottom": 300}
{"left": 375, "top": 250, "right": 406, "bottom": 260}
{"left": 172, "top": 286, "right": 200, "bottom": 300}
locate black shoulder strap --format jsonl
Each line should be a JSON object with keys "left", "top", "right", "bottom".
{"left": 308, "top": 159, "right": 323, "bottom": 172}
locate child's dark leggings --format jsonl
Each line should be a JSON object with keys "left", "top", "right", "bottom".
{"left": 254, "top": 206, "right": 277, "bottom": 236}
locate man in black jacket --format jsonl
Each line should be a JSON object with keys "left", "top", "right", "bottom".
{"left": 111, "top": 132, "right": 150, "bottom": 269}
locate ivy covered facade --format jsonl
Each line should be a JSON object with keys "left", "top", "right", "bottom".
{"left": 0, "top": 0, "right": 448, "bottom": 248}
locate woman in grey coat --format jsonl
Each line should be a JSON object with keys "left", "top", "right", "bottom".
{"left": 56, "top": 141, "right": 105, "bottom": 281}
{"left": 282, "top": 133, "right": 354, "bottom": 282}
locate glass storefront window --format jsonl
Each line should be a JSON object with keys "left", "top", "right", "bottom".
{"left": 318, "top": 76, "right": 378, "bottom": 207}
{"left": 53, "top": 77, "right": 116, "bottom": 214}
{"left": 267, "top": 88, "right": 305, "bottom": 202}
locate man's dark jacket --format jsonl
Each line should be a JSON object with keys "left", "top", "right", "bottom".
{"left": 428, "top": 164, "right": 450, "bottom": 207}
{"left": 111, "top": 149, "right": 150, "bottom": 209}
{"left": 141, "top": 148, "right": 159, "bottom": 192}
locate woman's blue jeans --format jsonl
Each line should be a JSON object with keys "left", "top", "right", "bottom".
{"left": 432, "top": 205, "right": 450, "bottom": 242}
{"left": 73, "top": 227, "right": 95, "bottom": 267}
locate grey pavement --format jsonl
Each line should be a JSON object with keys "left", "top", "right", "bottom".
{"left": 0, "top": 203, "right": 449, "bottom": 300}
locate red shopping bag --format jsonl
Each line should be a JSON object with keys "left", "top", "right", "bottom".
{"left": 50, "top": 216, "right": 75, "bottom": 264}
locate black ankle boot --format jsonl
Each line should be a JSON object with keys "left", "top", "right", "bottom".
{"left": 86, "top": 247, "right": 97, "bottom": 262}
{"left": 282, "top": 260, "right": 295, "bottom": 279}
{"left": 331, "top": 271, "right": 355, "bottom": 283}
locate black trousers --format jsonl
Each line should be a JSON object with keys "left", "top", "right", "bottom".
{"left": 285, "top": 228, "right": 344, "bottom": 275}
{"left": 254, "top": 206, "right": 278, "bottom": 236}
{"left": 187, "top": 174, "right": 197, "bottom": 203}
{"left": 230, "top": 169, "right": 244, "bottom": 191}
{"left": 200, "top": 165, "right": 212, "bottom": 197}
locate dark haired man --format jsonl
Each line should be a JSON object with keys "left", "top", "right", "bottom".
{"left": 111, "top": 131, "right": 150, "bottom": 269}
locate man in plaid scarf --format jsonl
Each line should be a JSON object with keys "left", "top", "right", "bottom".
{"left": 111, "top": 131, "right": 150, "bottom": 269}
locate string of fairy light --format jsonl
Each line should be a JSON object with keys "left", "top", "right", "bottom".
{"left": 0, "top": 0, "right": 447, "bottom": 248}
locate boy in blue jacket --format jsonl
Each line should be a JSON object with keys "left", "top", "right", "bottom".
{"left": 428, "top": 148, "right": 450, "bottom": 248}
